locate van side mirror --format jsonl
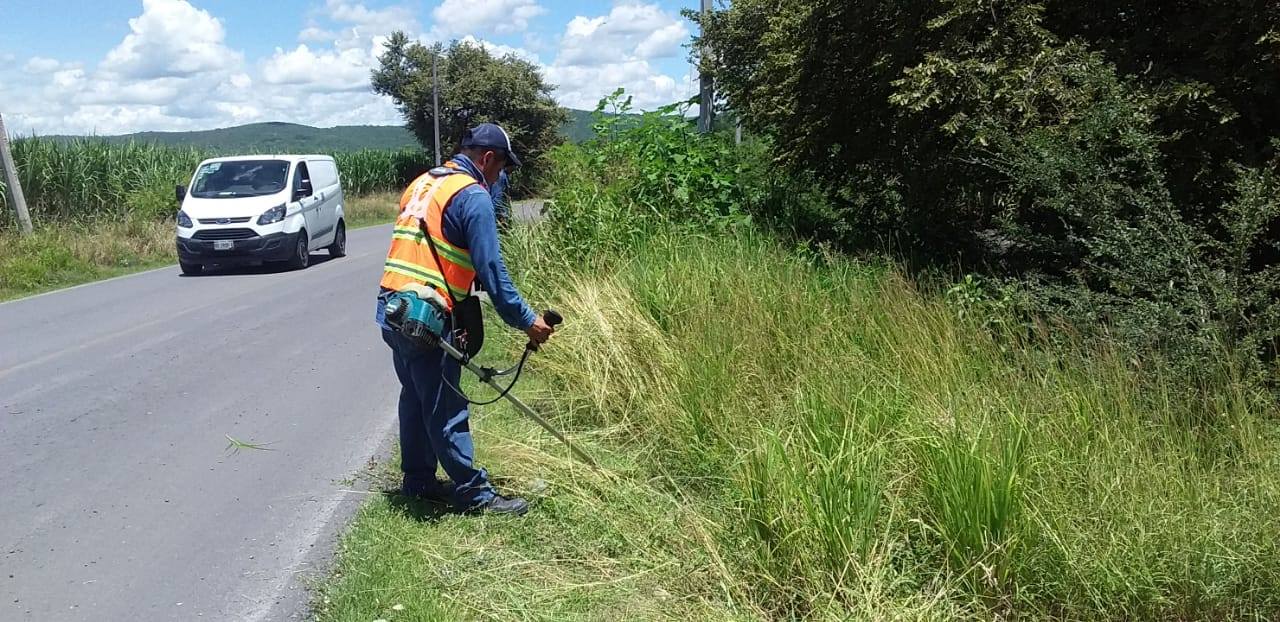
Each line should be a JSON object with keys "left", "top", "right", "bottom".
{"left": 175, "top": 185, "right": 186, "bottom": 204}
{"left": 293, "top": 179, "right": 313, "bottom": 201}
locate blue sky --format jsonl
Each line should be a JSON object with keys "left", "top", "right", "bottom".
{"left": 0, "top": 0, "right": 704, "bottom": 135}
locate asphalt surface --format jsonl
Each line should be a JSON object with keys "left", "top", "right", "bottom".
{"left": 0, "top": 224, "right": 405, "bottom": 621}
{"left": 508, "top": 198, "right": 545, "bottom": 223}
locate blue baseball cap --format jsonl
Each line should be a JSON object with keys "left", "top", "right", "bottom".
{"left": 460, "top": 123, "right": 521, "bottom": 167}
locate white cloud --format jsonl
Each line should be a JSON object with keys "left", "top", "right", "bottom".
{"left": 101, "top": 0, "right": 241, "bottom": 80}
{"left": 458, "top": 35, "right": 540, "bottom": 64}
{"left": 1, "top": 0, "right": 694, "bottom": 134}
{"left": 3, "top": 0, "right": 407, "bottom": 136}
{"left": 545, "top": 3, "right": 693, "bottom": 111}
{"left": 63, "top": 106, "right": 187, "bottom": 135}
{"left": 635, "top": 22, "right": 689, "bottom": 59}
{"left": 557, "top": 3, "right": 689, "bottom": 67}
{"left": 69, "top": 0, "right": 243, "bottom": 111}
{"left": 327, "top": 0, "right": 417, "bottom": 35}
{"left": 264, "top": 1, "right": 416, "bottom": 93}
{"left": 23, "top": 57, "right": 64, "bottom": 74}
{"left": 52, "top": 68, "right": 86, "bottom": 89}
{"left": 75, "top": 77, "right": 183, "bottom": 106}
{"left": 214, "top": 102, "right": 263, "bottom": 124}
{"left": 299, "top": 27, "right": 337, "bottom": 43}
{"left": 261, "top": 44, "right": 372, "bottom": 92}
{"left": 310, "top": 0, "right": 418, "bottom": 55}
{"left": 431, "top": 0, "right": 545, "bottom": 38}
{"left": 234, "top": 1, "right": 407, "bottom": 126}
{"left": 546, "top": 61, "right": 692, "bottom": 110}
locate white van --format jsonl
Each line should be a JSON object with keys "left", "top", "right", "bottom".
{"left": 175, "top": 155, "right": 346, "bottom": 275}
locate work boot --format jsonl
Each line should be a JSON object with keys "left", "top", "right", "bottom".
{"left": 400, "top": 477, "right": 451, "bottom": 502}
{"left": 474, "top": 494, "right": 529, "bottom": 516}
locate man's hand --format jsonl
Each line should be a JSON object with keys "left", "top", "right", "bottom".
{"left": 525, "top": 316, "right": 554, "bottom": 346}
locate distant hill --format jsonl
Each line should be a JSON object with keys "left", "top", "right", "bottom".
{"left": 562, "top": 109, "right": 599, "bottom": 143}
{"left": 41, "top": 122, "right": 419, "bottom": 153}
{"left": 41, "top": 110, "right": 609, "bottom": 152}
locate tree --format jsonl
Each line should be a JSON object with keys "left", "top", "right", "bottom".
{"left": 698, "top": 0, "right": 1280, "bottom": 367}
{"left": 372, "top": 33, "right": 566, "bottom": 188}
{"left": 699, "top": 0, "right": 1280, "bottom": 247}
{"left": 1044, "top": 0, "right": 1280, "bottom": 217}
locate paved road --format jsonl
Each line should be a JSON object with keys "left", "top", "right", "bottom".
{"left": 511, "top": 198, "right": 545, "bottom": 222}
{"left": 0, "top": 224, "right": 404, "bottom": 621}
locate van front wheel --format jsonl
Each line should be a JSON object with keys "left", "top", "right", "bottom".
{"left": 179, "top": 260, "right": 203, "bottom": 276}
{"left": 328, "top": 221, "right": 346, "bottom": 258}
{"left": 288, "top": 231, "right": 310, "bottom": 270}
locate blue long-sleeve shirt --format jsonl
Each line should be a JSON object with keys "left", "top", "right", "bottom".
{"left": 377, "top": 154, "right": 536, "bottom": 331}
{"left": 491, "top": 170, "right": 511, "bottom": 224}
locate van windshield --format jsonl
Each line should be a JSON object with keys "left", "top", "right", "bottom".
{"left": 191, "top": 160, "right": 290, "bottom": 198}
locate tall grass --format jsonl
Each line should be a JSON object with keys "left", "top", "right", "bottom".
{"left": 0, "top": 137, "right": 432, "bottom": 229}
{"left": 305, "top": 104, "right": 1280, "bottom": 619}
{"left": 502, "top": 225, "right": 1280, "bottom": 619}
{"left": 5, "top": 138, "right": 209, "bottom": 224}
{"left": 334, "top": 148, "right": 432, "bottom": 196}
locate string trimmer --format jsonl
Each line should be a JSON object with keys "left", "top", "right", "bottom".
{"left": 383, "top": 284, "right": 599, "bottom": 469}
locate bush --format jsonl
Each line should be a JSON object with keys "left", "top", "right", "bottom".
{"left": 543, "top": 90, "right": 757, "bottom": 257}
{"left": 698, "top": 0, "right": 1280, "bottom": 381}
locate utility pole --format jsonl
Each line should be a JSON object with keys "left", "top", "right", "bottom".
{"left": 432, "top": 53, "right": 442, "bottom": 166}
{"left": 0, "top": 113, "right": 33, "bottom": 236}
{"left": 697, "top": 0, "right": 714, "bottom": 133}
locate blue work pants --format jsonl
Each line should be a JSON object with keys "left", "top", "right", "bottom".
{"left": 381, "top": 328, "right": 495, "bottom": 509}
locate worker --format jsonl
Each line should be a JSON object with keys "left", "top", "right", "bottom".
{"left": 375, "top": 123, "right": 554, "bottom": 516}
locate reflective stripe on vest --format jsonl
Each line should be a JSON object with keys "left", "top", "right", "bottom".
{"left": 379, "top": 170, "right": 478, "bottom": 305}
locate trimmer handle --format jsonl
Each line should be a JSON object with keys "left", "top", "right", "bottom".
{"left": 527, "top": 309, "right": 562, "bottom": 352}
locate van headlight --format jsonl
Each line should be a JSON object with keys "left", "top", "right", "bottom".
{"left": 177, "top": 210, "right": 193, "bottom": 228}
{"left": 257, "top": 204, "right": 287, "bottom": 225}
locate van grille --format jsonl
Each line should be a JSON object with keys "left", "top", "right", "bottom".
{"left": 193, "top": 228, "right": 258, "bottom": 240}
{"left": 197, "top": 216, "right": 252, "bottom": 224}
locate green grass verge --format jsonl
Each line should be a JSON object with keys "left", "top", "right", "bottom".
{"left": 317, "top": 223, "right": 1280, "bottom": 621}
{"left": 343, "top": 192, "right": 401, "bottom": 230}
{"left": 314, "top": 317, "right": 758, "bottom": 621}
{"left": 0, "top": 192, "right": 399, "bottom": 302}
{"left": 0, "top": 218, "right": 175, "bottom": 301}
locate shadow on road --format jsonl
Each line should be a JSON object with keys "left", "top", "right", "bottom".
{"left": 179, "top": 253, "right": 341, "bottom": 277}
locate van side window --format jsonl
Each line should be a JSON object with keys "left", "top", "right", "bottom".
{"left": 308, "top": 160, "right": 338, "bottom": 189}
{"left": 293, "top": 162, "right": 312, "bottom": 197}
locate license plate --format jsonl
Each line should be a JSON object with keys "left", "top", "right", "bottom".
{"left": 213, "top": 240, "right": 234, "bottom": 250}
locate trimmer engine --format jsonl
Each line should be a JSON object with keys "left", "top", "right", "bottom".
{"left": 383, "top": 284, "right": 450, "bottom": 349}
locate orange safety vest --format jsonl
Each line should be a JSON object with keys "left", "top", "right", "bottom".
{"left": 380, "top": 164, "right": 478, "bottom": 307}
